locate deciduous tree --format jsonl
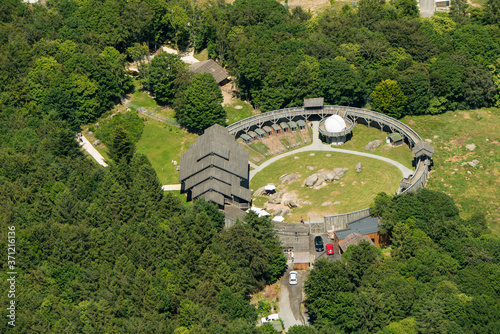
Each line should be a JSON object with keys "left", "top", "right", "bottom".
{"left": 370, "top": 79, "right": 406, "bottom": 118}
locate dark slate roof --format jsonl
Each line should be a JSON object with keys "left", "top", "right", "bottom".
{"left": 412, "top": 141, "right": 435, "bottom": 158}
{"left": 338, "top": 233, "right": 374, "bottom": 252}
{"left": 272, "top": 124, "right": 281, "bottom": 131}
{"left": 179, "top": 124, "right": 251, "bottom": 204}
{"left": 179, "top": 125, "right": 247, "bottom": 181}
{"left": 241, "top": 134, "right": 251, "bottom": 141}
{"left": 189, "top": 60, "right": 229, "bottom": 84}
{"left": 304, "top": 97, "right": 324, "bottom": 108}
{"left": 288, "top": 121, "right": 297, "bottom": 129}
{"left": 334, "top": 216, "right": 381, "bottom": 240}
{"left": 297, "top": 120, "right": 306, "bottom": 127}
{"left": 224, "top": 205, "right": 247, "bottom": 221}
{"left": 203, "top": 191, "right": 225, "bottom": 206}
{"left": 388, "top": 132, "right": 403, "bottom": 141}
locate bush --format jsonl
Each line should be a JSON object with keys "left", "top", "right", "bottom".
{"left": 95, "top": 111, "right": 144, "bottom": 145}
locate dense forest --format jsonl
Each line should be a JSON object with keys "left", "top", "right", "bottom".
{"left": 0, "top": 111, "right": 287, "bottom": 332}
{"left": 298, "top": 190, "right": 500, "bottom": 333}
{"left": 0, "top": 0, "right": 499, "bottom": 332}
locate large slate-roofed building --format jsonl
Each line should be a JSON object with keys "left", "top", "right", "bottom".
{"left": 189, "top": 60, "right": 229, "bottom": 85}
{"left": 179, "top": 124, "right": 251, "bottom": 209}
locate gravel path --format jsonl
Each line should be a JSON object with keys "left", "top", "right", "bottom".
{"left": 279, "top": 268, "right": 307, "bottom": 330}
{"left": 78, "top": 134, "right": 108, "bottom": 167}
{"left": 162, "top": 184, "right": 181, "bottom": 191}
{"left": 249, "top": 121, "right": 414, "bottom": 180}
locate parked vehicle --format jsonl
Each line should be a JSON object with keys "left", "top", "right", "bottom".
{"left": 326, "top": 243, "right": 334, "bottom": 255}
{"left": 315, "top": 236, "right": 324, "bottom": 252}
{"left": 289, "top": 271, "right": 298, "bottom": 285}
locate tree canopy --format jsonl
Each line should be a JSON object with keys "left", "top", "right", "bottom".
{"left": 175, "top": 73, "right": 226, "bottom": 132}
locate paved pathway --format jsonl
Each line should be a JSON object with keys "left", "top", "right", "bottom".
{"left": 78, "top": 134, "right": 108, "bottom": 167}
{"left": 420, "top": 0, "right": 435, "bottom": 18}
{"left": 279, "top": 269, "right": 306, "bottom": 330}
{"left": 249, "top": 121, "right": 414, "bottom": 180}
{"left": 162, "top": 184, "right": 181, "bottom": 191}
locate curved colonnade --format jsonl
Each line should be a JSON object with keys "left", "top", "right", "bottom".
{"left": 226, "top": 105, "right": 429, "bottom": 195}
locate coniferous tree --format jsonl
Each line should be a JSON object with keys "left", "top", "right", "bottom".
{"left": 108, "top": 125, "right": 135, "bottom": 163}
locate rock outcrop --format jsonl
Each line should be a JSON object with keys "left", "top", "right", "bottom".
{"left": 364, "top": 140, "right": 382, "bottom": 151}
{"left": 355, "top": 162, "right": 362, "bottom": 173}
{"left": 305, "top": 174, "right": 319, "bottom": 187}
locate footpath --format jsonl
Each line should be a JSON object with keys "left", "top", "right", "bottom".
{"left": 250, "top": 121, "right": 414, "bottom": 180}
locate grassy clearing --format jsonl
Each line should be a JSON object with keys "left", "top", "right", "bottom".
{"left": 136, "top": 118, "right": 198, "bottom": 184}
{"left": 129, "top": 79, "right": 162, "bottom": 111}
{"left": 404, "top": 108, "right": 500, "bottom": 233}
{"left": 250, "top": 151, "right": 401, "bottom": 223}
{"left": 340, "top": 124, "right": 414, "bottom": 168}
{"left": 193, "top": 49, "right": 209, "bottom": 62}
{"left": 225, "top": 99, "right": 256, "bottom": 125}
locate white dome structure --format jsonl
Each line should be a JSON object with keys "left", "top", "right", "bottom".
{"left": 318, "top": 114, "right": 353, "bottom": 145}
{"left": 324, "top": 115, "right": 347, "bottom": 133}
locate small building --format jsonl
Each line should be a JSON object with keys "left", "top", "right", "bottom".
{"left": 293, "top": 252, "right": 310, "bottom": 270}
{"left": 304, "top": 97, "right": 324, "bottom": 109}
{"left": 188, "top": 59, "right": 230, "bottom": 86}
{"left": 297, "top": 120, "right": 306, "bottom": 130}
{"left": 412, "top": 141, "right": 434, "bottom": 161}
{"left": 272, "top": 123, "right": 282, "bottom": 133}
{"left": 263, "top": 126, "right": 273, "bottom": 135}
{"left": 387, "top": 132, "right": 404, "bottom": 147}
{"left": 224, "top": 204, "right": 247, "bottom": 229}
{"left": 179, "top": 124, "right": 251, "bottom": 209}
{"left": 288, "top": 121, "right": 298, "bottom": 131}
{"left": 333, "top": 216, "right": 386, "bottom": 253}
{"left": 248, "top": 131, "right": 258, "bottom": 140}
{"left": 338, "top": 233, "right": 374, "bottom": 253}
{"left": 280, "top": 122, "right": 289, "bottom": 132}
{"left": 255, "top": 128, "right": 266, "bottom": 138}
{"left": 435, "top": 0, "right": 450, "bottom": 8}
{"left": 240, "top": 133, "right": 251, "bottom": 143}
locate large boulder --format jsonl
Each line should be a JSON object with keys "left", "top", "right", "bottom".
{"left": 282, "top": 173, "right": 299, "bottom": 184}
{"left": 355, "top": 162, "right": 362, "bottom": 173}
{"left": 305, "top": 174, "right": 319, "bottom": 187}
{"left": 364, "top": 140, "right": 382, "bottom": 151}
{"left": 332, "top": 168, "right": 348, "bottom": 180}
{"left": 253, "top": 186, "right": 266, "bottom": 197}
{"left": 283, "top": 194, "right": 297, "bottom": 208}
{"left": 324, "top": 172, "right": 335, "bottom": 182}
{"left": 268, "top": 191, "right": 284, "bottom": 204}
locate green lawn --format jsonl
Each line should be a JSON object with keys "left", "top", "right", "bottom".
{"left": 136, "top": 119, "right": 198, "bottom": 184}
{"left": 129, "top": 79, "right": 162, "bottom": 111}
{"left": 340, "top": 124, "right": 414, "bottom": 169}
{"left": 225, "top": 99, "right": 256, "bottom": 125}
{"left": 404, "top": 108, "right": 500, "bottom": 233}
{"left": 193, "top": 49, "right": 209, "bottom": 62}
{"left": 250, "top": 151, "right": 402, "bottom": 223}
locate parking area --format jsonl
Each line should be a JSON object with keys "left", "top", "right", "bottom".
{"left": 309, "top": 233, "right": 342, "bottom": 264}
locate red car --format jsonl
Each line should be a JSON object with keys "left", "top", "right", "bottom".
{"left": 326, "top": 243, "right": 334, "bottom": 255}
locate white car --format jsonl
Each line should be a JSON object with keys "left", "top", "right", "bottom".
{"left": 289, "top": 271, "right": 298, "bottom": 285}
